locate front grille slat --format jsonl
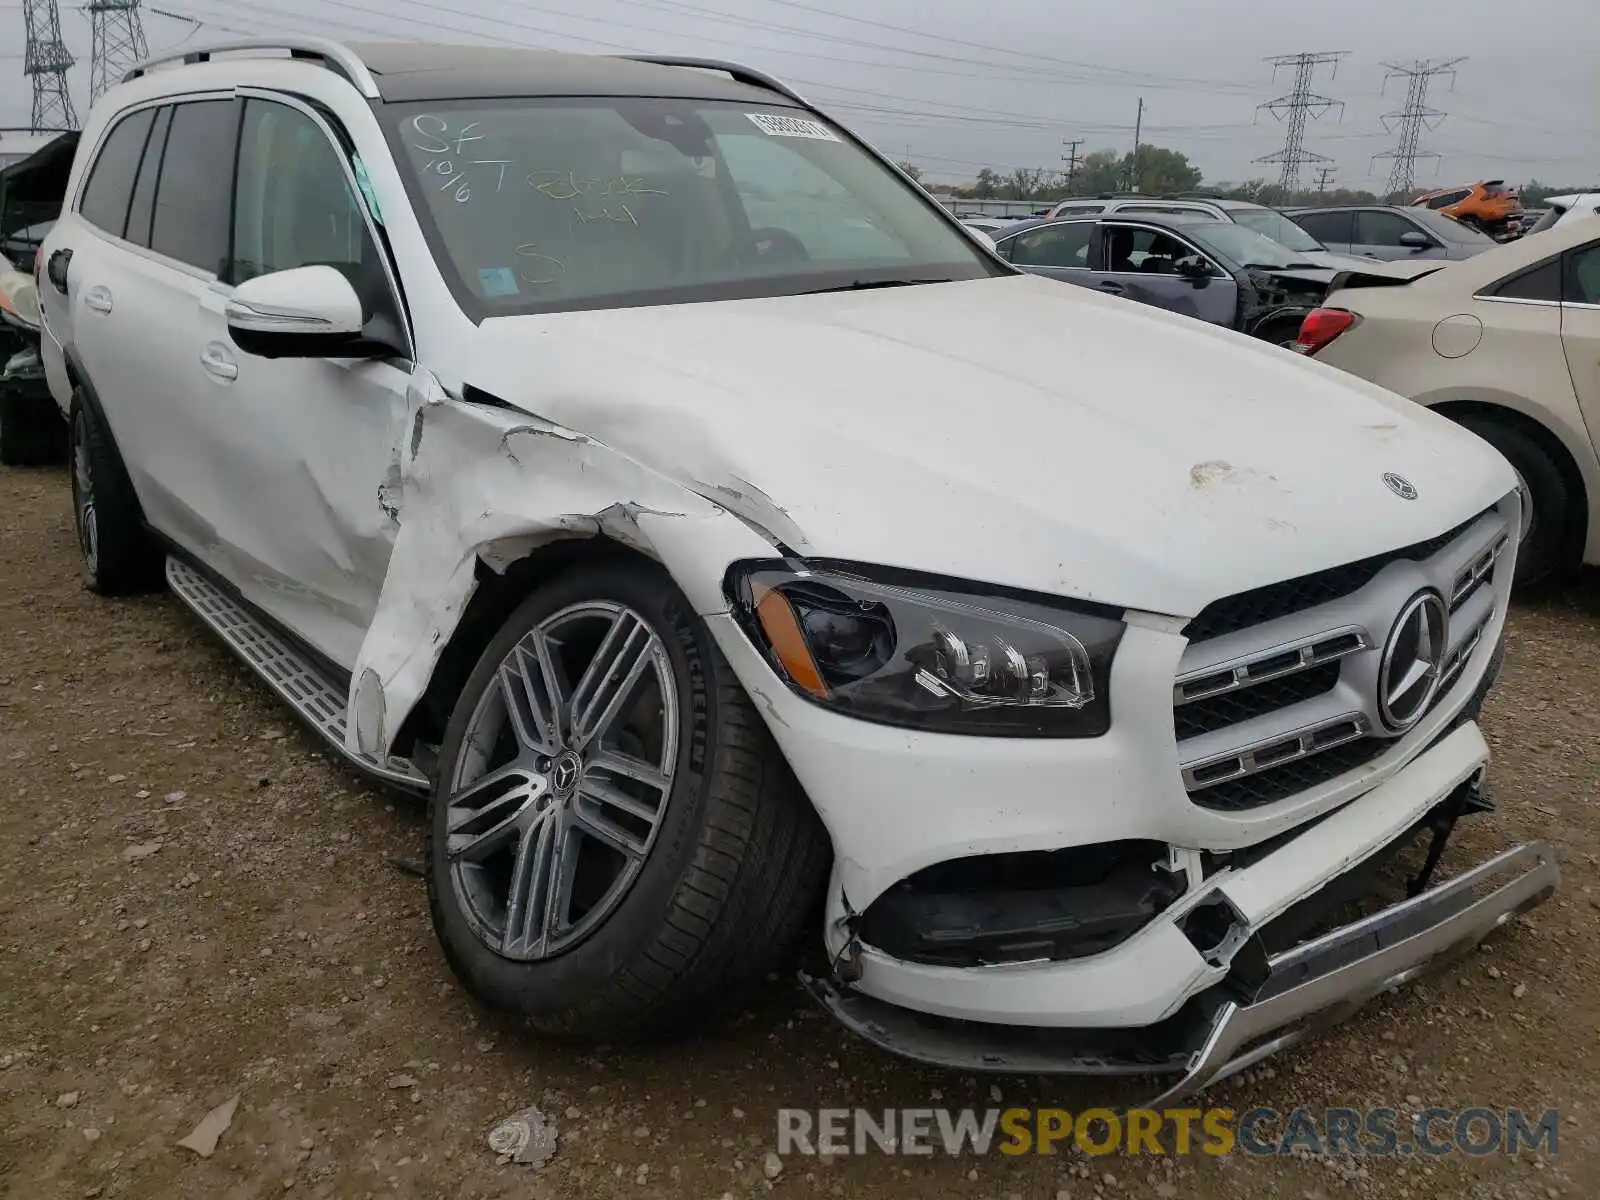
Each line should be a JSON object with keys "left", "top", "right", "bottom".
{"left": 1183, "top": 510, "right": 1488, "bottom": 645}
{"left": 1192, "top": 737, "right": 1389, "bottom": 812}
{"left": 1174, "top": 662, "right": 1341, "bottom": 740}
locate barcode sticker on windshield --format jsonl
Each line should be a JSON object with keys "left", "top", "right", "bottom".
{"left": 745, "top": 113, "right": 840, "bottom": 142}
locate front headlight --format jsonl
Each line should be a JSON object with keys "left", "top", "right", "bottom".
{"left": 727, "top": 560, "right": 1124, "bottom": 737}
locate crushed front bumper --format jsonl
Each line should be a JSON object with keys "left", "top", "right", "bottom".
{"left": 805, "top": 837, "right": 1557, "bottom": 1100}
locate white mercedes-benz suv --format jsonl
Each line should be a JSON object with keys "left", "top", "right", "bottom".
{"left": 35, "top": 38, "right": 1555, "bottom": 1098}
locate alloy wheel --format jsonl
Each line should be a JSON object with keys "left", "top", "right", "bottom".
{"left": 445, "top": 601, "right": 678, "bottom": 961}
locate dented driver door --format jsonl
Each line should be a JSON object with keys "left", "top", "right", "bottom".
{"left": 179, "top": 94, "right": 413, "bottom": 671}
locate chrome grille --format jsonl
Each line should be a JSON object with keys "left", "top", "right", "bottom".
{"left": 1182, "top": 511, "right": 1485, "bottom": 644}
{"left": 1174, "top": 497, "right": 1514, "bottom": 814}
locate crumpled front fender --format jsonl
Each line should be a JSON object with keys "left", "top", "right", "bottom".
{"left": 345, "top": 368, "right": 781, "bottom": 761}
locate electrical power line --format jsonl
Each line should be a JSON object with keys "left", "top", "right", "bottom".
{"left": 1253, "top": 51, "right": 1346, "bottom": 193}
{"left": 1372, "top": 57, "right": 1466, "bottom": 200}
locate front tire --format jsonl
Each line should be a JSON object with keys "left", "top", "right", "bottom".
{"left": 1453, "top": 413, "right": 1575, "bottom": 589}
{"left": 426, "top": 558, "right": 830, "bottom": 1039}
{"left": 69, "top": 392, "right": 162, "bottom": 594}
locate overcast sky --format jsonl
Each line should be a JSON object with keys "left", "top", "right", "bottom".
{"left": 3, "top": 0, "right": 1595, "bottom": 188}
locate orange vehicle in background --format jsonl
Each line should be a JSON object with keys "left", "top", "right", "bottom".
{"left": 1411, "top": 180, "right": 1524, "bottom": 238}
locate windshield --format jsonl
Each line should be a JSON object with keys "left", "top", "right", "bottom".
{"left": 1409, "top": 208, "right": 1494, "bottom": 244}
{"left": 1227, "top": 207, "right": 1324, "bottom": 253}
{"left": 386, "top": 99, "right": 997, "bottom": 316}
{"left": 1172, "top": 220, "right": 1316, "bottom": 268}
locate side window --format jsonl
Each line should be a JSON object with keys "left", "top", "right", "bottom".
{"left": 1489, "top": 259, "right": 1561, "bottom": 302}
{"left": 1355, "top": 211, "right": 1420, "bottom": 247}
{"left": 231, "top": 99, "right": 403, "bottom": 347}
{"left": 1105, "top": 226, "right": 1212, "bottom": 274}
{"left": 1566, "top": 244, "right": 1600, "bottom": 305}
{"left": 1007, "top": 223, "right": 1092, "bottom": 268}
{"left": 1295, "top": 211, "right": 1353, "bottom": 244}
{"left": 124, "top": 106, "right": 172, "bottom": 249}
{"left": 150, "top": 99, "right": 240, "bottom": 274}
{"left": 232, "top": 99, "right": 373, "bottom": 285}
{"left": 1425, "top": 190, "right": 1468, "bottom": 210}
{"left": 77, "top": 107, "right": 156, "bottom": 237}
{"left": 1051, "top": 204, "right": 1104, "bottom": 217}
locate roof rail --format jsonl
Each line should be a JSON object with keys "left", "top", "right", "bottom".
{"left": 617, "top": 55, "right": 809, "bottom": 107}
{"left": 121, "top": 37, "right": 380, "bottom": 100}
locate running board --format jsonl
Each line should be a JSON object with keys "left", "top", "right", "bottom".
{"left": 165, "top": 557, "right": 430, "bottom": 792}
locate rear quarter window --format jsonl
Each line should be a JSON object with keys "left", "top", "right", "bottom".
{"left": 78, "top": 108, "right": 157, "bottom": 237}
{"left": 1487, "top": 258, "right": 1561, "bottom": 302}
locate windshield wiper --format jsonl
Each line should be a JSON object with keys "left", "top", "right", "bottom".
{"left": 800, "top": 278, "right": 956, "bottom": 294}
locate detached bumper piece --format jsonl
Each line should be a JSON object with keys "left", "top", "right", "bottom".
{"left": 804, "top": 840, "right": 1557, "bottom": 1101}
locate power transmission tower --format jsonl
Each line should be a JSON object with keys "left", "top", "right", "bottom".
{"left": 1253, "top": 51, "right": 1347, "bottom": 193}
{"left": 88, "top": 0, "right": 150, "bottom": 103}
{"left": 1372, "top": 58, "right": 1466, "bottom": 201}
{"left": 1061, "top": 138, "right": 1083, "bottom": 191}
{"left": 22, "top": 0, "right": 78, "bottom": 131}
{"left": 1314, "top": 166, "right": 1337, "bottom": 195}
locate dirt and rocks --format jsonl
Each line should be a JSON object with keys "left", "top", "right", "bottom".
{"left": 1, "top": 460, "right": 1597, "bottom": 1199}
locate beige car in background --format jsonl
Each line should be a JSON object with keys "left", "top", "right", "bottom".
{"left": 1294, "top": 216, "right": 1600, "bottom": 589}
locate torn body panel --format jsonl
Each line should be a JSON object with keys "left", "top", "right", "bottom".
{"left": 459, "top": 277, "right": 1515, "bottom": 614}
{"left": 345, "top": 370, "right": 773, "bottom": 760}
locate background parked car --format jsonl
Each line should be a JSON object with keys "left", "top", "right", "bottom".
{"left": 1522, "top": 193, "right": 1600, "bottom": 236}
{"left": 0, "top": 266, "right": 63, "bottom": 465}
{"left": 991, "top": 212, "right": 1350, "bottom": 345}
{"left": 1293, "top": 215, "right": 1600, "bottom": 587}
{"left": 1286, "top": 205, "right": 1495, "bottom": 262}
{"left": 959, "top": 217, "right": 1021, "bottom": 236}
{"left": 1041, "top": 194, "right": 1379, "bottom": 272}
{"left": 1410, "top": 180, "right": 1523, "bottom": 237}
{"left": 0, "top": 130, "right": 75, "bottom": 270}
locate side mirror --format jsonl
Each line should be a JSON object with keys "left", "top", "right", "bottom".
{"left": 225, "top": 265, "right": 373, "bottom": 360}
{"left": 1176, "top": 255, "right": 1212, "bottom": 286}
{"left": 1398, "top": 230, "right": 1433, "bottom": 251}
{"left": 967, "top": 228, "right": 998, "bottom": 252}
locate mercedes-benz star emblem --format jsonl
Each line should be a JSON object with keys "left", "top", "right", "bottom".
{"left": 550, "top": 752, "right": 582, "bottom": 797}
{"left": 1378, "top": 591, "right": 1449, "bottom": 730}
{"left": 1383, "top": 472, "right": 1418, "bottom": 500}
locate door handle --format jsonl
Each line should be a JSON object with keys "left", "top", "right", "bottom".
{"left": 200, "top": 342, "right": 238, "bottom": 382}
{"left": 1098, "top": 281, "right": 1126, "bottom": 294}
{"left": 46, "top": 248, "right": 72, "bottom": 294}
{"left": 83, "top": 285, "right": 113, "bottom": 314}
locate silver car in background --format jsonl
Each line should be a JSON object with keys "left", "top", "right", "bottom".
{"left": 1287, "top": 205, "right": 1496, "bottom": 262}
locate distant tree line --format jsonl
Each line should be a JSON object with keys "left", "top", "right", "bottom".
{"left": 902, "top": 143, "right": 1596, "bottom": 208}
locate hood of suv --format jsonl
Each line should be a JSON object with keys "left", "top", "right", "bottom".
{"left": 472, "top": 274, "right": 1514, "bottom": 616}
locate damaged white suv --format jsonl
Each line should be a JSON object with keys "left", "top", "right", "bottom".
{"left": 38, "top": 38, "right": 1556, "bottom": 1097}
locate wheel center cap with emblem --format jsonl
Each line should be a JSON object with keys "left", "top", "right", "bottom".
{"left": 1378, "top": 591, "right": 1449, "bottom": 730}
{"left": 550, "top": 751, "right": 583, "bottom": 798}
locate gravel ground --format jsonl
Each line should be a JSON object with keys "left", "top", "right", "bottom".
{"left": 1, "top": 459, "right": 1597, "bottom": 1200}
